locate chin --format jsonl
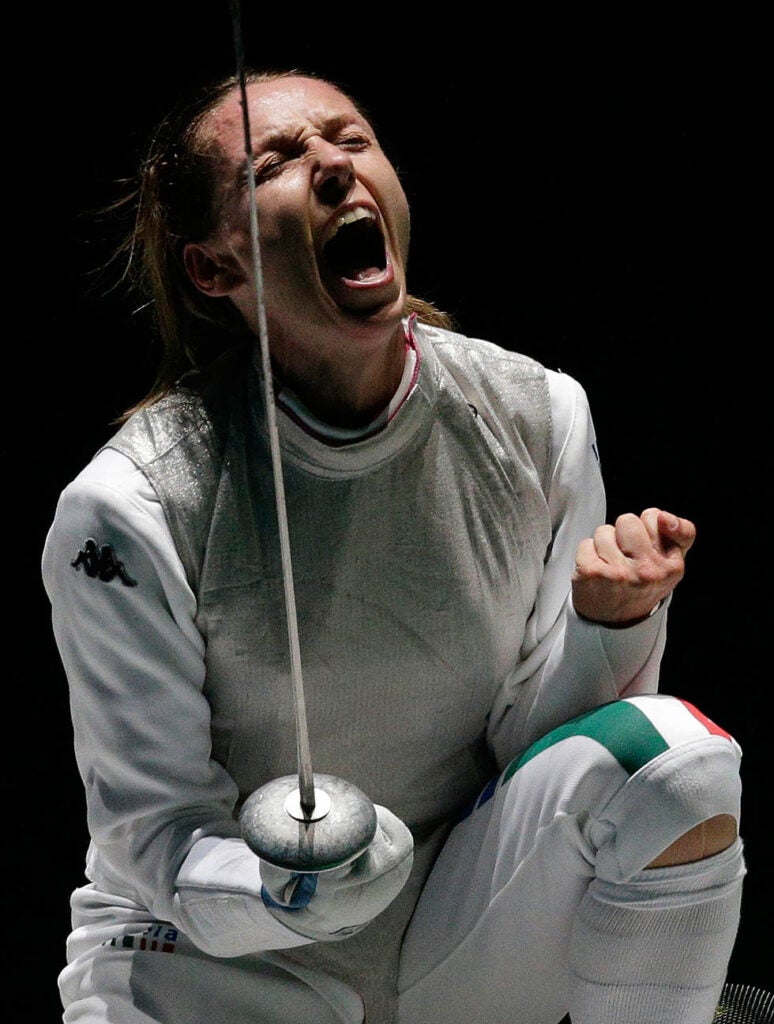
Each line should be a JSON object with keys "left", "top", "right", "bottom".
{"left": 339, "top": 290, "right": 407, "bottom": 332}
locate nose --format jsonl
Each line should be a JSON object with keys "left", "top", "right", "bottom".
{"left": 312, "top": 140, "right": 355, "bottom": 207}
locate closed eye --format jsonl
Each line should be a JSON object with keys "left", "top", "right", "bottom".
{"left": 252, "top": 156, "right": 288, "bottom": 184}
{"left": 249, "top": 134, "right": 307, "bottom": 186}
{"left": 335, "top": 132, "right": 371, "bottom": 151}
{"left": 247, "top": 124, "right": 372, "bottom": 187}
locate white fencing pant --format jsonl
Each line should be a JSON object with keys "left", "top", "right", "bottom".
{"left": 58, "top": 695, "right": 743, "bottom": 1023}
{"left": 396, "top": 694, "right": 744, "bottom": 1024}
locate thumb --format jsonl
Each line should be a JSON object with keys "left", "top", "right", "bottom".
{"left": 641, "top": 507, "right": 696, "bottom": 558}
{"left": 260, "top": 864, "right": 319, "bottom": 908}
{"left": 657, "top": 509, "right": 696, "bottom": 558}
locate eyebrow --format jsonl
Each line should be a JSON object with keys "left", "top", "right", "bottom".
{"left": 253, "top": 111, "right": 371, "bottom": 153}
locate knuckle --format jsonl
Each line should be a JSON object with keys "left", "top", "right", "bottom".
{"left": 636, "top": 563, "right": 662, "bottom": 585}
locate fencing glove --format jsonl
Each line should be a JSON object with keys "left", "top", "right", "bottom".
{"left": 260, "top": 804, "right": 414, "bottom": 941}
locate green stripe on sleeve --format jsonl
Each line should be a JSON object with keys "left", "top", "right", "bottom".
{"left": 501, "top": 700, "right": 670, "bottom": 785}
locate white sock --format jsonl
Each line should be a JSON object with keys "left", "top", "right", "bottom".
{"left": 568, "top": 839, "right": 745, "bottom": 1024}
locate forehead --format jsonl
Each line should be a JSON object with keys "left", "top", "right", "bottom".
{"left": 205, "top": 76, "right": 370, "bottom": 150}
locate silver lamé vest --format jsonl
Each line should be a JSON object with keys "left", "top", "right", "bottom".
{"left": 105, "top": 322, "right": 554, "bottom": 1021}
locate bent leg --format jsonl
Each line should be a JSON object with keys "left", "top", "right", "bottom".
{"left": 567, "top": 697, "right": 745, "bottom": 1023}
{"left": 568, "top": 841, "right": 744, "bottom": 1023}
{"left": 647, "top": 813, "right": 737, "bottom": 867}
{"left": 397, "top": 694, "right": 744, "bottom": 1024}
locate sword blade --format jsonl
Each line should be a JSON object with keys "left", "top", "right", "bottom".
{"left": 229, "top": 1, "right": 316, "bottom": 818}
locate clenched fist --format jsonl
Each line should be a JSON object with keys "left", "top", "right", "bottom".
{"left": 572, "top": 507, "right": 696, "bottom": 627}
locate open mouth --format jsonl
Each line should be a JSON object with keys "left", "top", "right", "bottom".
{"left": 321, "top": 206, "right": 389, "bottom": 286}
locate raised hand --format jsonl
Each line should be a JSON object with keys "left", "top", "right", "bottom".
{"left": 572, "top": 507, "right": 696, "bottom": 627}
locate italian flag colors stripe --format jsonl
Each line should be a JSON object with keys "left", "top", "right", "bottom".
{"left": 501, "top": 696, "right": 731, "bottom": 787}
{"left": 627, "top": 696, "right": 732, "bottom": 745}
{"left": 105, "top": 935, "right": 176, "bottom": 954}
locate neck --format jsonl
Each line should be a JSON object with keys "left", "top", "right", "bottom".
{"left": 272, "top": 323, "right": 408, "bottom": 429}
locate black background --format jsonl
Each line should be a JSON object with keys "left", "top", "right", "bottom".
{"left": 13, "top": 5, "right": 770, "bottom": 1017}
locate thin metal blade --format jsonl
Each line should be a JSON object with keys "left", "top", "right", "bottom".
{"left": 229, "top": 0, "right": 315, "bottom": 816}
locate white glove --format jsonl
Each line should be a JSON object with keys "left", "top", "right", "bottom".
{"left": 260, "top": 804, "right": 414, "bottom": 941}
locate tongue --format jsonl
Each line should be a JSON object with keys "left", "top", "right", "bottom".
{"left": 350, "top": 266, "right": 384, "bottom": 282}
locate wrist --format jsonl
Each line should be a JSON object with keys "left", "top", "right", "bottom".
{"left": 577, "top": 599, "right": 663, "bottom": 629}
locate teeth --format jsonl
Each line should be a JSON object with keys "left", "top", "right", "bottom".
{"left": 329, "top": 206, "right": 376, "bottom": 239}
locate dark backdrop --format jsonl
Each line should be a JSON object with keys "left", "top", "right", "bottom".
{"left": 14, "top": 6, "right": 769, "bottom": 1017}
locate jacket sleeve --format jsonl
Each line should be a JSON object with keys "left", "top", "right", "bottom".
{"left": 41, "top": 448, "right": 312, "bottom": 956}
{"left": 487, "top": 369, "right": 670, "bottom": 770}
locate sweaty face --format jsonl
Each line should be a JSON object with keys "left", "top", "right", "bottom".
{"left": 195, "top": 76, "right": 411, "bottom": 358}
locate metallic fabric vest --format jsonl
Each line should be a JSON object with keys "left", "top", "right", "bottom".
{"left": 106, "top": 322, "right": 554, "bottom": 1018}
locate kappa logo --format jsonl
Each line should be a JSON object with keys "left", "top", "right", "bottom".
{"left": 71, "top": 538, "right": 138, "bottom": 586}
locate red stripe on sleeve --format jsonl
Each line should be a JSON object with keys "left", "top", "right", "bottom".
{"left": 679, "top": 699, "right": 733, "bottom": 740}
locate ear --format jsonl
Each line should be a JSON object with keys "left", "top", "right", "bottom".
{"left": 183, "top": 242, "right": 245, "bottom": 297}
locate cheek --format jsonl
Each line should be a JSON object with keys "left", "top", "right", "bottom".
{"left": 260, "top": 219, "right": 314, "bottom": 296}
{"left": 209, "top": 198, "right": 254, "bottom": 269}
{"left": 393, "top": 187, "right": 411, "bottom": 263}
{"left": 225, "top": 206, "right": 309, "bottom": 307}
{"left": 258, "top": 217, "right": 317, "bottom": 312}
{"left": 379, "top": 168, "right": 411, "bottom": 263}
{"left": 253, "top": 179, "right": 313, "bottom": 259}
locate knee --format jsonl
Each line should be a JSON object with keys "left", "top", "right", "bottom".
{"left": 647, "top": 813, "right": 738, "bottom": 867}
{"left": 585, "top": 696, "right": 742, "bottom": 882}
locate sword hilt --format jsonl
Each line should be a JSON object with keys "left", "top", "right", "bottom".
{"left": 239, "top": 773, "right": 378, "bottom": 872}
